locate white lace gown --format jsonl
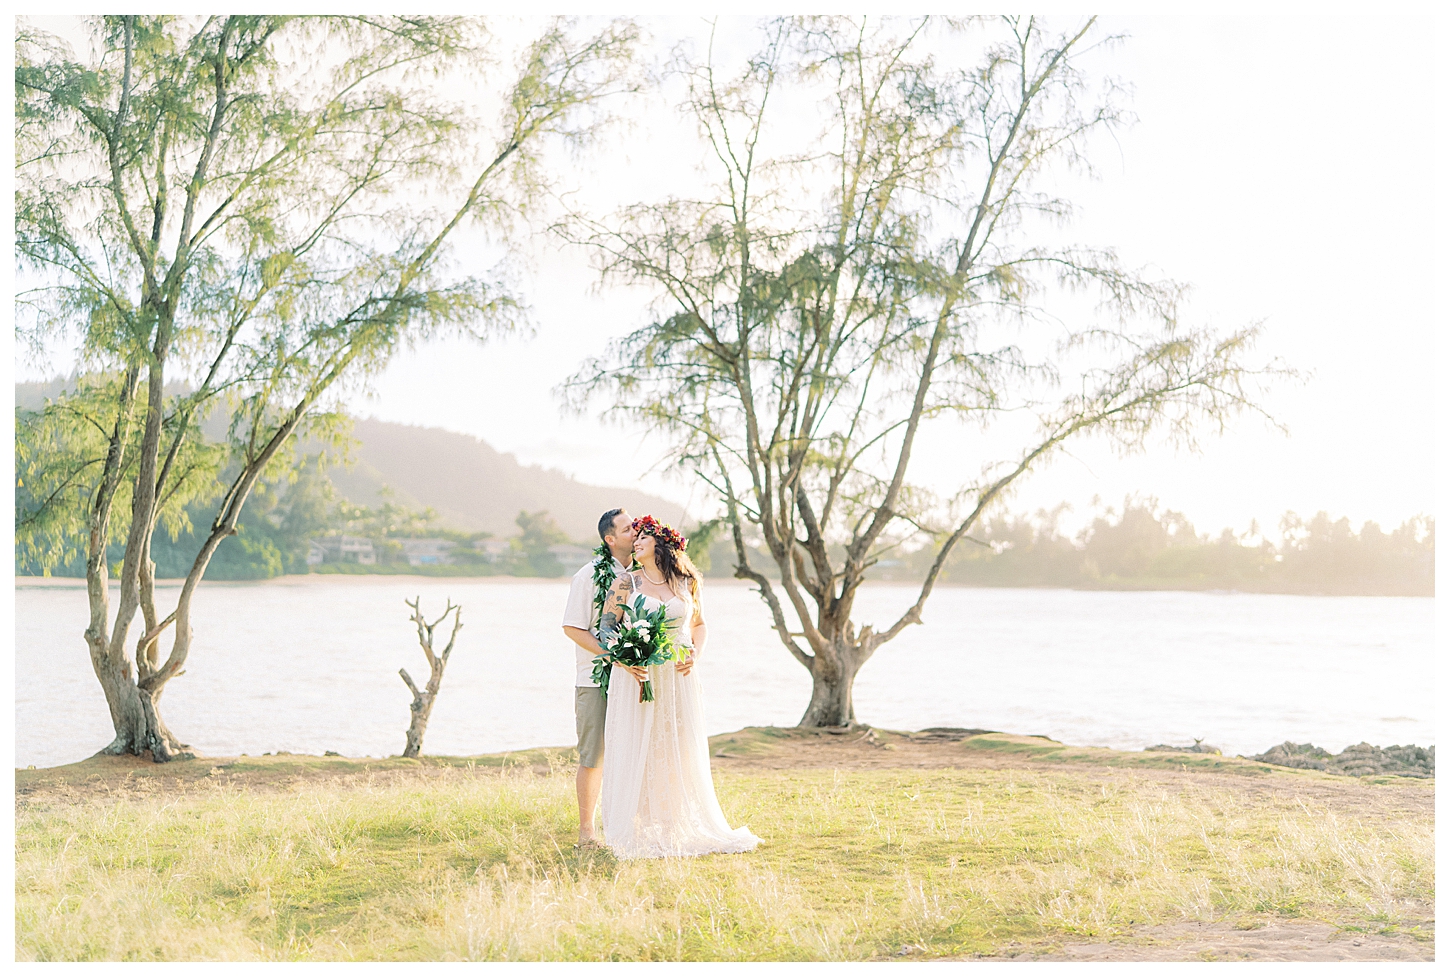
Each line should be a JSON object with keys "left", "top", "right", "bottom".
{"left": 600, "top": 582, "right": 761, "bottom": 859}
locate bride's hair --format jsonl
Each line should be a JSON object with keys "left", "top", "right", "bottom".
{"left": 656, "top": 540, "right": 702, "bottom": 600}
{"left": 637, "top": 516, "right": 701, "bottom": 599}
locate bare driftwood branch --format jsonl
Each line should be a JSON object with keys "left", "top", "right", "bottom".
{"left": 399, "top": 596, "right": 463, "bottom": 758}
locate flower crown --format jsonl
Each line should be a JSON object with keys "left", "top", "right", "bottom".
{"left": 632, "top": 514, "right": 688, "bottom": 552}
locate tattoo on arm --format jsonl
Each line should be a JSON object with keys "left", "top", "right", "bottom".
{"left": 600, "top": 577, "right": 631, "bottom": 636}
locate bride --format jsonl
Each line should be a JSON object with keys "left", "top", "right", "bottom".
{"left": 597, "top": 515, "right": 760, "bottom": 859}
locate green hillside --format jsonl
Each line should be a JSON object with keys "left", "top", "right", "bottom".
{"left": 329, "top": 417, "right": 685, "bottom": 541}
{"left": 16, "top": 382, "right": 1430, "bottom": 594}
{"left": 15, "top": 381, "right": 685, "bottom": 544}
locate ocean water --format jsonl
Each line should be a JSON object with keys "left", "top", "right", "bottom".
{"left": 13, "top": 576, "right": 1435, "bottom": 769}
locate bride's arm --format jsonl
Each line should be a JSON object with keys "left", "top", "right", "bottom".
{"left": 677, "top": 583, "right": 706, "bottom": 674}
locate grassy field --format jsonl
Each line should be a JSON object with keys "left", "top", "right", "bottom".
{"left": 14, "top": 730, "right": 1434, "bottom": 961}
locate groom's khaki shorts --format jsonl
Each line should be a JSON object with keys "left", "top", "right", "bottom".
{"left": 575, "top": 686, "right": 607, "bottom": 768}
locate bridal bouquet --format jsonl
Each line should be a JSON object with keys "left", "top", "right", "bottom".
{"left": 591, "top": 594, "right": 685, "bottom": 702}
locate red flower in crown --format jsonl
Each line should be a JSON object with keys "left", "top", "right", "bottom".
{"left": 632, "top": 515, "right": 688, "bottom": 551}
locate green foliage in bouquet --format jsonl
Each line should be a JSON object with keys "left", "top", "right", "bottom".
{"left": 591, "top": 594, "right": 686, "bottom": 701}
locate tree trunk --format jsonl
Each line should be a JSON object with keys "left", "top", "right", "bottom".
{"left": 87, "top": 629, "right": 149, "bottom": 755}
{"left": 127, "top": 394, "right": 311, "bottom": 761}
{"left": 83, "top": 367, "right": 155, "bottom": 756}
{"left": 87, "top": 637, "right": 191, "bottom": 760}
{"left": 107, "top": 357, "right": 166, "bottom": 667}
{"left": 91, "top": 495, "right": 192, "bottom": 761}
{"left": 798, "top": 643, "right": 865, "bottom": 727}
{"left": 89, "top": 345, "right": 176, "bottom": 758}
{"left": 86, "top": 509, "right": 145, "bottom": 753}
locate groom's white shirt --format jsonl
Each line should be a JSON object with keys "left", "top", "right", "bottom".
{"left": 562, "top": 556, "right": 629, "bottom": 687}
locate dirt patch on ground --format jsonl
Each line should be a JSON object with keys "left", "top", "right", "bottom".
{"left": 16, "top": 726, "right": 1435, "bottom": 822}
{"left": 703, "top": 726, "right": 1435, "bottom": 829}
{"left": 1005, "top": 920, "right": 1434, "bottom": 962}
{"left": 14, "top": 748, "right": 574, "bottom": 805}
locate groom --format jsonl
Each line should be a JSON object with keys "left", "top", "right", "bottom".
{"left": 561, "top": 508, "right": 638, "bottom": 846}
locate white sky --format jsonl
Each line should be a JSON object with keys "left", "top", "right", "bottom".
{"left": 12, "top": 13, "right": 1444, "bottom": 539}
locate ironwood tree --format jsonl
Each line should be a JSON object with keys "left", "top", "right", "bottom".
{"left": 15, "top": 14, "right": 637, "bottom": 759}
{"left": 569, "top": 16, "right": 1283, "bottom": 726}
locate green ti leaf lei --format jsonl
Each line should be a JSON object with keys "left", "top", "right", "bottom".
{"left": 590, "top": 542, "right": 641, "bottom": 696}
{"left": 590, "top": 542, "right": 618, "bottom": 624}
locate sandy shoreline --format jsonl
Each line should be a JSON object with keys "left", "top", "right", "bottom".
{"left": 18, "top": 725, "right": 1434, "bottom": 799}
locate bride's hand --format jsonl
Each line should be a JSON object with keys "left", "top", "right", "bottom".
{"left": 675, "top": 654, "right": 695, "bottom": 676}
{"left": 622, "top": 664, "right": 648, "bottom": 682}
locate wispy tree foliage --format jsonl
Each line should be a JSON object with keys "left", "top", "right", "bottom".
{"left": 568, "top": 17, "right": 1286, "bottom": 726}
{"left": 15, "top": 14, "right": 638, "bottom": 759}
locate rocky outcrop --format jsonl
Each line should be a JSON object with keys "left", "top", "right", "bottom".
{"left": 1146, "top": 739, "right": 1222, "bottom": 755}
{"left": 1251, "top": 741, "right": 1434, "bottom": 778}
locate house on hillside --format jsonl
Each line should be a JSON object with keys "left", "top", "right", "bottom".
{"left": 309, "top": 535, "right": 377, "bottom": 565}
{"left": 399, "top": 538, "right": 457, "bottom": 566}
{"left": 548, "top": 543, "right": 595, "bottom": 569}
{"left": 472, "top": 538, "right": 511, "bottom": 563}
